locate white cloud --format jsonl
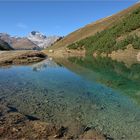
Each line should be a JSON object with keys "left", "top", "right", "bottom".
{"left": 17, "top": 22, "right": 28, "bottom": 29}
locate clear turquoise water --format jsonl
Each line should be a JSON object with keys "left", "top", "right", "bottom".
{"left": 0, "top": 58, "right": 140, "bottom": 139}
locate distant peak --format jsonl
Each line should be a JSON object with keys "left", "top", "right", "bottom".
{"left": 29, "top": 31, "right": 47, "bottom": 39}
{"left": 31, "top": 31, "right": 40, "bottom": 35}
{"left": 28, "top": 31, "right": 62, "bottom": 48}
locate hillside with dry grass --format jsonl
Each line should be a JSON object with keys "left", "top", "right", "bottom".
{"left": 51, "top": 3, "right": 140, "bottom": 53}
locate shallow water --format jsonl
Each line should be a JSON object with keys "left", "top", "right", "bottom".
{"left": 0, "top": 58, "right": 140, "bottom": 139}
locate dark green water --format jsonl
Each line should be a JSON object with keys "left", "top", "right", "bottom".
{"left": 0, "top": 57, "right": 140, "bottom": 139}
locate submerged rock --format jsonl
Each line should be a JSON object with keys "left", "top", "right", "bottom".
{"left": 54, "top": 126, "right": 68, "bottom": 138}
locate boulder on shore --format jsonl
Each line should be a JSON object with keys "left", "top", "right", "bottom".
{"left": 0, "top": 50, "right": 46, "bottom": 66}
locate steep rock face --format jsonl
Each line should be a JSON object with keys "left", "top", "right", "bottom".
{"left": 28, "top": 31, "right": 61, "bottom": 49}
{"left": 0, "top": 39, "right": 13, "bottom": 50}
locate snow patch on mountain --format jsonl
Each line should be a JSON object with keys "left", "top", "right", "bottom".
{"left": 28, "top": 31, "right": 61, "bottom": 49}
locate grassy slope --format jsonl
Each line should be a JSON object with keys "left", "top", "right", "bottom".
{"left": 51, "top": 3, "right": 140, "bottom": 51}
{"left": 67, "top": 4, "right": 140, "bottom": 55}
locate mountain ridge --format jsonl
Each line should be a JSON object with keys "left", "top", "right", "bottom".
{"left": 0, "top": 31, "right": 62, "bottom": 50}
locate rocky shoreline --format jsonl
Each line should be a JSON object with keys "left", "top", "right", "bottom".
{"left": 0, "top": 50, "right": 46, "bottom": 66}
{"left": 0, "top": 100, "right": 106, "bottom": 140}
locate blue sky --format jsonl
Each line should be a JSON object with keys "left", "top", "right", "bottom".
{"left": 0, "top": 0, "right": 139, "bottom": 37}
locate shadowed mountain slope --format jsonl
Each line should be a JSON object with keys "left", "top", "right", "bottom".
{"left": 0, "top": 39, "right": 13, "bottom": 50}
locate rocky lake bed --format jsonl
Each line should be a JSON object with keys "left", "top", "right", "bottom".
{"left": 0, "top": 99, "right": 106, "bottom": 140}
{"left": 0, "top": 57, "right": 140, "bottom": 140}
